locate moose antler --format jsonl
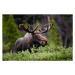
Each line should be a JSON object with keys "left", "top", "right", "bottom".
{"left": 19, "top": 24, "right": 39, "bottom": 33}
{"left": 34, "top": 23, "right": 53, "bottom": 34}
{"left": 19, "top": 23, "right": 53, "bottom": 34}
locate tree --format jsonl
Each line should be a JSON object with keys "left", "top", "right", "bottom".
{"left": 3, "top": 15, "right": 21, "bottom": 52}
{"left": 48, "top": 17, "right": 62, "bottom": 47}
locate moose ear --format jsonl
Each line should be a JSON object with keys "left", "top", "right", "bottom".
{"left": 37, "top": 23, "right": 53, "bottom": 33}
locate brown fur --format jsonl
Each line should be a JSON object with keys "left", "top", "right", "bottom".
{"left": 15, "top": 33, "right": 48, "bottom": 53}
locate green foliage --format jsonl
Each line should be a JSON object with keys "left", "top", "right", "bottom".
{"left": 3, "top": 15, "right": 21, "bottom": 52}
{"left": 3, "top": 44, "right": 73, "bottom": 61}
{"left": 24, "top": 22, "right": 28, "bottom": 28}
{"left": 36, "top": 19, "right": 40, "bottom": 25}
{"left": 48, "top": 17, "right": 62, "bottom": 47}
{"left": 36, "top": 19, "right": 41, "bottom": 31}
{"left": 3, "top": 42, "right": 11, "bottom": 52}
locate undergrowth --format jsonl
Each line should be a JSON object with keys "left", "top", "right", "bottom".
{"left": 3, "top": 44, "right": 73, "bottom": 61}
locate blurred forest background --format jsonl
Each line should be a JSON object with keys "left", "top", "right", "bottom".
{"left": 2, "top": 14, "right": 73, "bottom": 61}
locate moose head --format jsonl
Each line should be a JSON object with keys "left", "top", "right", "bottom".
{"left": 15, "top": 23, "right": 53, "bottom": 53}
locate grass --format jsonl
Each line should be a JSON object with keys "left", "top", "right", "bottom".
{"left": 2, "top": 44, "right": 73, "bottom": 61}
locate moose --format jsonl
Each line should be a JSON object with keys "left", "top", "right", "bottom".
{"left": 15, "top": 23, "right": 53, "bottom": 53}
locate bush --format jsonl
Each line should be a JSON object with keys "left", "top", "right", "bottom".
{"left": 3, "top": 43, "right": 73, "bottom": 61}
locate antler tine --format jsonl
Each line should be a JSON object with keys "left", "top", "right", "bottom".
{"left": 26, "top": 25, "right": 39, "bottom": 33}
{"left": 32, "top": 25, "right": 39, "bottom": 32}
{"left": 34, "top": 25, "right": 48, "bottom": 34}
{"left": 19, "top": 24, "right": 39, "bottom": 33}
{"left": 34, "top": 23, "right": 53, "bottom": 34}
{"left": 19, "top": 24, "right": 28, "bottom": 32}
{"left": 40, "top": 25, "right": 49, "bottom": 33}
{"left": 40, "top": 23, "right": 53, "bottom": 33}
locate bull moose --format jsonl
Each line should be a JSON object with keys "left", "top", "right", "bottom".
{"left": 15, "top": 23, "right": 53, "bottom": 53}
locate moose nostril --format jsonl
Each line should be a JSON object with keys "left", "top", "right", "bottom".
{"left": 52, "top": 24, "right": 53, "bottom": 26}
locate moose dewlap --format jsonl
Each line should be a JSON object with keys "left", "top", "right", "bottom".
{"left": 15, "top": 23, "right": 53, "bottom": 53}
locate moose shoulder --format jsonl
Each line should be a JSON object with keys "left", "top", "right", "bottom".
{"left": 15, "top": 23, "right": 53, "bottom": 53}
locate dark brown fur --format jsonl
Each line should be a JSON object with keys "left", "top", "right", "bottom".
{"left": 15, "top": 33, "right": 48, "bottom": 53}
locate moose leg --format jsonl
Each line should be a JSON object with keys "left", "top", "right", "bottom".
{"left": 28, "top": 48, "right": 31, "bottom": 53}
{"left": 34, "top": 44, "right": 40, "bottom": 53}
{"left": 15, "top": 49, "right": 17, "bottom": 53}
